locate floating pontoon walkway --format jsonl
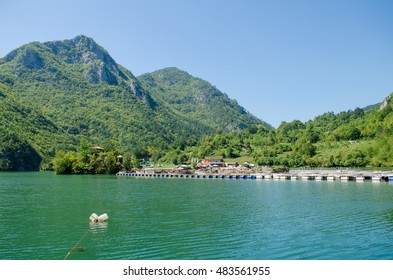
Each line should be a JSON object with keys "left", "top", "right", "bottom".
{"left": 116, "top": 171, "right": 393, "bottom": 182}
{"left": 116, "top": 172, "right": 258, "bottom": 179}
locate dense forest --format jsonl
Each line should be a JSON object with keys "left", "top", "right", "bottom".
{"left": 0, "top": 35, "right": 262, "bottom": 172}
{"left": 158, "top": 97, "right": 393, "bottom": 168}
{"left": 51, "top": 94, "right": 393, "bottom": 174}
{"left": 1, "top": 35, "right": 393, "bottom": 174}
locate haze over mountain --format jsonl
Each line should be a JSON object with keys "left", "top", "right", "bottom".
{"left": 0, "top": 35, "right": 266, "bottom": 170}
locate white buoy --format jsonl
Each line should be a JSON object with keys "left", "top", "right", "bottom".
{"left": 97, "top": 213, "right": 108, "bottom": 222}
{"left": 89, "top": 213, "right": 98, "bottom": 222}
{"left": 89, "top": 213, "right": 108, "bottom": 222}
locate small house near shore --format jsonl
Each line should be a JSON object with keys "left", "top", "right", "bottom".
{"left": 227, "top": 162, "right": 239, "bottom": 168}
{"left": 203, "top": 158, "right": 226, "bottom": 167}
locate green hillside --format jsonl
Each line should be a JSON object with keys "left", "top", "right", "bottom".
{"left": 165, "top": 95, "right": 393, "bottom": 168}
{"left": 1, "top": 35, "right": 392, "bottom": 172}
{"left": 0, "top": 35, "right": 267, "bottom": 171}
{"left": 139, "top": 67, "right": 269, "bottom": 131}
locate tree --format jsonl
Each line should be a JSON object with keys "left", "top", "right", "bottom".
{"left": 53, "top": 151, "right": 76, "bottom": 174}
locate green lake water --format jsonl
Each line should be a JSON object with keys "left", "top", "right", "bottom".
{"left": 0, "top": 172, "right": 393, "bottom": 260}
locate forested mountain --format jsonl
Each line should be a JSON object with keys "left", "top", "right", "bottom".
{"left": 1, "top": 35, "right": 392, "bottom": 172}
{"left": 0, "top": 35, "right": 267, "bottom": 170}
{"left": 139, "top": 67, "right": 270, "bottom": 131}
{"left": 165, "top": 94, "right": 393, "bottom": 168}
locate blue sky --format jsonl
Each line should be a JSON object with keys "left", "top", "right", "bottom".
{"left": 1, "top": 0, "right": 393, "bottom": 127}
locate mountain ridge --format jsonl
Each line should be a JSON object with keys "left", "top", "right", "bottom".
{"left": 0, "top": 35, "right": 268, "bottom": 170}
{"left": 2, "top": 35, "right": 390, "bottom": 171}
{"left": 1, "top": 35, "right": 154, "bottom": 104}
{"left": 139, "top": 67, "right": 271, "bottom": 131}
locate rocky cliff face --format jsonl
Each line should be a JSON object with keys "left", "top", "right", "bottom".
{"left": 3, "top": 43, "right": 46, "bottom": 71}
{"left": 1, "top": 35, "right": 155, "bottom": 107}
{"left": 380, "top": 94, "right": 392, "bottom": 110}
{"left": 44, "top": 35, "right": 126, "bottom": 85}
{"left": 45, "top": 35, "right": 111, "bottom": 64}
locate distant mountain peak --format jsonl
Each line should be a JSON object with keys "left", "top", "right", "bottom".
{"left": 43, "top": 35, "right": 126, "bottom": 85}
{"left": 44, "top": 35, "right": 111, "bottom": 65}
{"left": 0, "top": 35, "right": 155, "bottom": 107}
{"left": 151, "top": 67, "right": 193, "bottom": 86}
{"left": 72, "top": 34, "right": 97, "bottom": 45}
{"left": 43, "top": 35, "right": 155, "bottom": 104}
{"left": 139, "top": 67, "right": 271, "bottom": 131}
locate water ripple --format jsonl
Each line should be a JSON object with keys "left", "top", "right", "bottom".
{"left": 2, "top": 174, "right": 393, "bottom": 259}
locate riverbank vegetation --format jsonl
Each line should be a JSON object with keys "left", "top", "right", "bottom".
{"left": 158, "top": 98, "right": 393, "bottom": 169}
{"left": 52, "top": 94, "right": 393, "bottom": 174}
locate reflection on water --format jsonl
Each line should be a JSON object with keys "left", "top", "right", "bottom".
{"left": 89, "top": 222, "right": 108, "bottom": 232}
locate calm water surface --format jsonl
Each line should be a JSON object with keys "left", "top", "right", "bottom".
{"left": 1, "top": 172, "right": 393, "bottom": 260}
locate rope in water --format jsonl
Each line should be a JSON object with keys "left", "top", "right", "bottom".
{"left": 64, "top": 227, "right": 92, "bottom": 260}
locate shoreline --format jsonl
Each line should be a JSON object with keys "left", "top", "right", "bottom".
{"left": 117, "top": 168, "right": 393, "bottom": 182}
